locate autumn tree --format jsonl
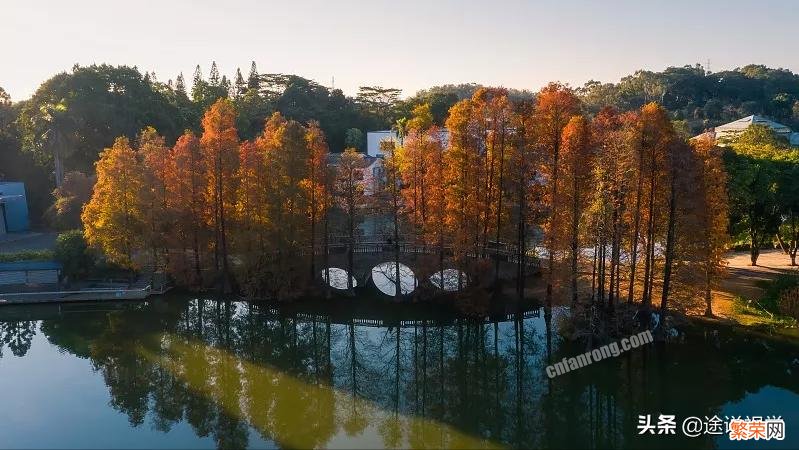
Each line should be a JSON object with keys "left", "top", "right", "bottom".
{"left": 691, "top": 136, "right": 730, "bottom": 316}
{"left": 335, "top": 148, "right": 366, "bottom": 293}
{"left": 304, "top": 121, "right": 331, "bottom": 280}
{"left": 399, "top": 103, "right": 435, "bottom": 244}
{"left": 659, "top": 139, "right": 690, "bottom": 311}
{"left": 167, "top": 131, "right": 208, "bottom": 284}
{"left": 82, "top": 137, "right": 145, "bottom": 269}
{"left": 586, "top": 109, "right": 636, "bottom": 309}
{"left": 378, "top": 139, "right": 404, "bottom": 300}
{"left": 535, "top": 83, "right": 581, "bottom": 306}
{"left": 507, "top": 99, "right": 541, "bottom": 298}
{"left": 200, "top": 98, "right": 240, "bottom": 292}
{"left": 444, "top": 99, "right": 481, "bottom": 288}
{"left": 234, "top": 139, "right": 269, "bottom": 288}
{"left": 399, "top": 103, "right": 449, "bottom": 283}
{"left": 257, "top": 112, "right": 311, "bottom": 297}
{"left": 624, "top": 103, "right": 674, "bottom": 307}
{"left": 422, "top": 125, "right": 449, "bottom": 286}
{"left": 559, "top": 115, "right": 593, "bottom": 307}
{"left": 138, "top": 127, "right": 172, "bottom": 274}
{"left": 471, "top": 88, "right": 513, "bottom": 285}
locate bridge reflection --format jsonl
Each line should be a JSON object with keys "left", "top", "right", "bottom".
{"left": 0, "top": 296, "right": 542, "bottom": 329}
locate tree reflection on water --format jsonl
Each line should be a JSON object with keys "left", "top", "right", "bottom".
{"left": 0, "top": 297, "right": 796, "bottom": 449}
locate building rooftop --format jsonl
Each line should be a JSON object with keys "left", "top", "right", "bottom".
{"left": 694, "top": 115, "right": 799, "bottom": 146}
{"left": 715, "top": 115, "right": 792, "bottom": 136}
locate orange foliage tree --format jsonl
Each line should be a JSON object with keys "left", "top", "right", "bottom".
{"left": 303, "top": 120, "right": 330, "bottom": 279}
{"left": 82, "top": 137, "right": 145, "bottom": 269}
{"left": 200, "top": 98, "right": 240, "bottom": 292}
{"left": 335, "top": 148, "right": 365, "bottom": 294}
{"left": 167, "top": 131, "right": 208, "bottom": 284}
{"left": 138, "top": 126, "right": 172, "bottom": 274}
{"left": 443, "top": 99, "right": 481, "bottom": 284}
{"left": 534, "top": 83, "right": 581, "bottom": 306}
{"left": 559, "top": 115, "right": 593, "bottom": 307}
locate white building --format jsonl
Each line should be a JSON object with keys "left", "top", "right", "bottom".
{"left": 696, "top": 115, "right": 799, "bottom": 146}
{"left": 326, "top": 153, "right": 384, "bottom": 197}
{"left": 361, "top": 156, "right": 384, "bottom": 196}
{"left": 366, "top": 131, "right": 397, "bottom": 157}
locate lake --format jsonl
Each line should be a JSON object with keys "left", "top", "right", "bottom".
{"left": 0, "top": 296, "right": 797, "bottom": 449}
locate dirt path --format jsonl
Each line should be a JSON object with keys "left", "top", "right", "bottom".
{"left": 713, "top": 249, "right": 798, "bottom": 321}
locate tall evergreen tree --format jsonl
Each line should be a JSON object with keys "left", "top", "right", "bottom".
{"left": 175, "top": 73, "right": 186, "bottom": 96}
{"left": 209, "top": 61, "right": 221, "bottom": 86}
{"left": 247, "top": 61, "right": 259, "bottom": 90}
{"left": 234, "top": 68, "right": 246, "bottom": 97}
{"left": 192, "top": 65, "right": 204, "bottom": 103}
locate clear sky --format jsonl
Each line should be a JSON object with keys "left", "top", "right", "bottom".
{"left": 3, "top": 0, "right": 798, "bottom": 101}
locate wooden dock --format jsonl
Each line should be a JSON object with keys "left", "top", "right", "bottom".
{"left": 0, "top": 284, "right": 170, "bottom": 305}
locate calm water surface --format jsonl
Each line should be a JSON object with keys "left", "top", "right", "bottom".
{"left": 0, "top": 296, "right": 797, "bottom": 449}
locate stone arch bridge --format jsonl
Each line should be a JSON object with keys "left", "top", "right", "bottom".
{"left": 315, "top": 237, "right": 541, "bottom": 292}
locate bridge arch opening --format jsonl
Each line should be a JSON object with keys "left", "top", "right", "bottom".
{"left": 321, "top": 268, "right": 358, "bottom": 290}
{"left": 371, "top": 262, "right": 417, "bottom": 296}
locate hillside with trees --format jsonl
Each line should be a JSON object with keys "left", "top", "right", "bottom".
{"left": 579, "top": 64, "right": 799, "bottom": 134}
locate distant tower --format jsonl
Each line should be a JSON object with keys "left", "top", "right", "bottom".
{"left": 706, "top": 58, "right": 711, "bottom": 74}
{"left": 331, "top": 76, "right": 335, "bottom": 89}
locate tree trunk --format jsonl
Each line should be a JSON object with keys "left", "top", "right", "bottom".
{"left": 660, "top": 175, "right": 677, "bottom": 311}
{"left": 53, "top": 139, "right": 65, "bottom": 188}
{"left": 390, "top": 151, "right": 402, "bottom": 302}
{"left": 517, "top": 172, "right": 527, "bottom": 300}
{"left": 591, "top": 240, "right": 597, "bottom": 302}
{"left": 310, "top": 185, "right": 317, "bottom": 283}
{"left": 750, "top": 228, "right": 760, "bottom": 266}
{"left": 547, "top": 138, "right": 561, "bottom": 308}
{"left": 218, "top": 156, "right": 231, "bottom": 294}
{"left": 704, "top": 268, "right": 713, "bottom": 317}
{"left": 347, "top": 205, "right": 354, "bottom": 294}
{"left": 323, "top": 203, "right": 331, "bottom": 299}
{"left": 494, "top": 128, "right": 506, "bottom": 287}
{"left": 790, "top": 213, "right": 798, "bottom": 266}
{"left": 193, "top": 228, "right": 202, "bottom": 284}
{"left": 627, "top": 146, "right": 645, "bottom": 304}
{"left": 570, "top": 174, "right": 580, "bottom": 308}
{"left": 641, "top": 149, "right": 657, "bottom": 307}
{"left": 598, "top": 236, "right": 606, "bottom": 302}
{"left": 608, "top": 208, "right": 620, "bottom": 311}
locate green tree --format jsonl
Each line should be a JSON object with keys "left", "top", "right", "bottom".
{"left": 54, "top": 230, "right": 94, "bottom": 282}
{"left": 247, "top": 61, "right": 260, "bottom": 90}
{"left": 344, "top": 128, "right": 365, "bottom": 152}
{"left": 775, "top": 149, "right": 799, "bottom": 265}
{"left": 356, "top": 86, "right": 402, "bottom": 128}
{"left": 725, "top": 125, "right": 783, "bottom": 265}
{"left": 17, "top": 65, "right": 183, "bottom": 179}
{"left": 46, "top": 170, "right": 93, "bottom": 230}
